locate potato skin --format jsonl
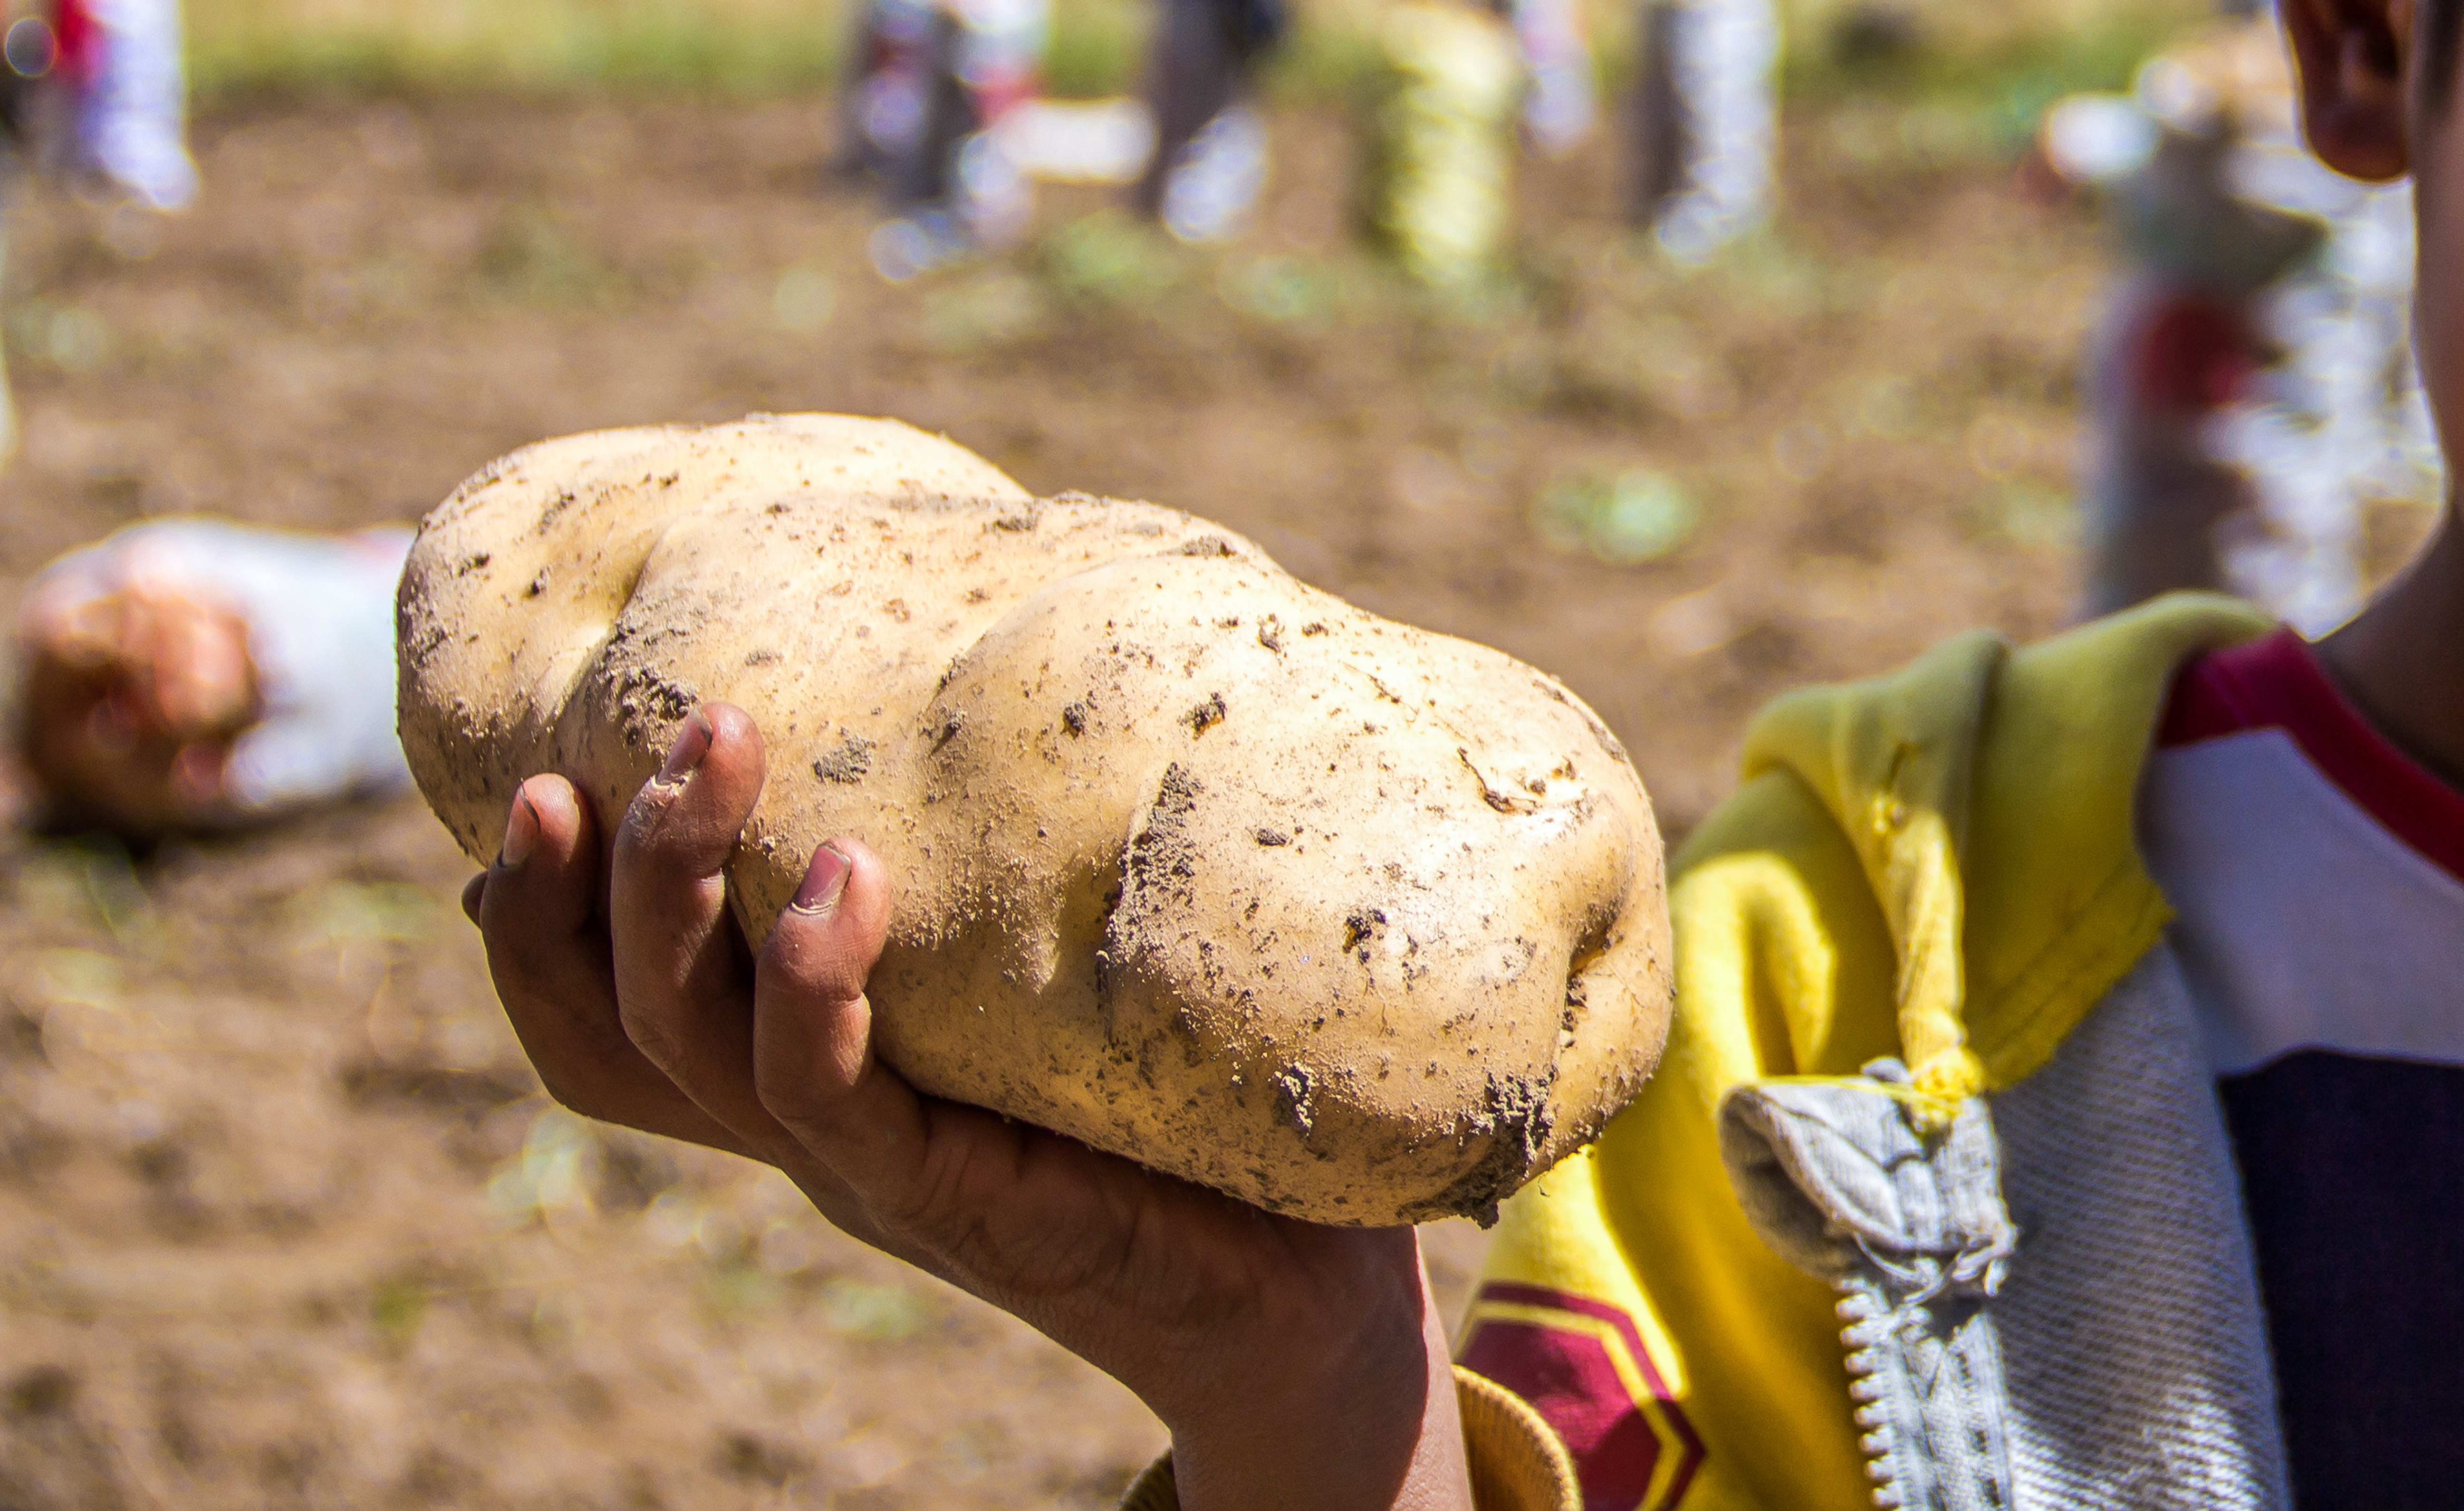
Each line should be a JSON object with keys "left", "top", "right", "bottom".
{"left": 400, "top": 414, "right": 1671, "bottom": 1225}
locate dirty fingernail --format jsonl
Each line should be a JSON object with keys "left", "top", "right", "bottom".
{"left": 500, "top": 791, "right": 538, "bottom": 868}
{"left": 657, "top": 712, "right": 712, "bottom": 785}
{"left": 790, "top": 843, "right": 851, "bottom": 915}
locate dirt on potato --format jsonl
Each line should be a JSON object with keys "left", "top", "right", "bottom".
{"left": 0, "top": 85, "right": 2355, "bottom": 1510}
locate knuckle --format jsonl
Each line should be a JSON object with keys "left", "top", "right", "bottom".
{"left": 507, "top": 1019, "right": 632, "bottom": 1123}
{"left": 613, "top": 783, "right": 682, "bottom": 860}
{"left": 618, "top": 782, "right": 736, "bottom": 876}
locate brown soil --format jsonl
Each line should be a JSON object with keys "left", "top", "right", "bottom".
{"left": 0, "top": 88, "right": 2342, "bottom": 1510}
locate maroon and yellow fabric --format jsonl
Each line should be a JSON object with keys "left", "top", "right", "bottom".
{"left": 1458, "top": 1282, "right": 1705, "bottom": 1511}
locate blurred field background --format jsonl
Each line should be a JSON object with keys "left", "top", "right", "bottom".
{"left": 0, "top": 0, "right": 2432, "bottom": 1508}
{"left": 180, "top": 0, "right": 2208, "bottom": 99}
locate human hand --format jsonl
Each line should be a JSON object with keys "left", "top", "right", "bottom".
{"left": 462, "top": 703, "right": 1474, "bottom": 1511}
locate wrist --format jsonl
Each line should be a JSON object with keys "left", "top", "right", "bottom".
{"left": 1158, "top": 1240, "right": 1471, "bottom": 1511}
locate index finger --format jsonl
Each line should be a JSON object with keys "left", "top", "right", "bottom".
{"left": 608, "top": 703, "right": 804, "bottom": 1163}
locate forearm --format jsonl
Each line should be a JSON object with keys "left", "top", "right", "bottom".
{"left": 1165, "top": 1261, "right": 1473, "bottom": 1511}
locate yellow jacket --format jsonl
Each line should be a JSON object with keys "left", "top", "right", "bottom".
{"left": 1460, "top": 593, "right": 2272, "bottom": 1511}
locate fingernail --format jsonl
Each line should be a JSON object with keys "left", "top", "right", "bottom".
{"left": 500, "top": 791, "right": 538, "bottom": 868}
{"left": 657, "top": 712, "right": 712, "bottom": 785}
{"left": 791, "top": 843, "right": 851, "bottom": 915}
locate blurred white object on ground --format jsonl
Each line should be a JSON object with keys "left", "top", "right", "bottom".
{"left": 996, "top": 97, "right": 1156, "bottom": 184}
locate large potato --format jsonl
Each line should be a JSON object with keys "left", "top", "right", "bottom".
{"left": 400, "top": 414, "right": 1671, "bottom": 1224}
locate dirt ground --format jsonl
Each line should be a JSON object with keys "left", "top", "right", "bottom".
{"left": 0, "top": 88, "right": 2391, "bottom": 1510}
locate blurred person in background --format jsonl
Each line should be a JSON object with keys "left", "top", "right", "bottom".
{"left": 843, "top": 0, "right": 1048, "bottom": 280}
{"left": 844, "top": 0, "right": 1597, "bottom": 274}
{"left": 10, "top": 518, "right": 413, "bottom": 837}
{"left": 1510, "top": 0, "right": 1598, "bottom": 157}
{"left": 1628, "top": 0, "right": 1780, "bottom": 260}
{"left": 1349, "top": 0, "right": 1616, "bottom": 286}
{"left": 41, "top": 0, "right": 199, "bottom": 212}
{"left": 2042, "top": 9, "right": 2439, "bottom": 629}
{"left": 1350, "top": 0, "right": 1597, "bottom": 287}
{"left": 0, "top": 0, "right": 197, "bottom": 457}
{"left": 844, "top": 0, "right": 1288, "bottom": 256}
{"left": 1130, "top": 0, "right": 1283, "bottom": 243}
{"left": 1356, "top": 0, "right": 1525, "bottom": 287}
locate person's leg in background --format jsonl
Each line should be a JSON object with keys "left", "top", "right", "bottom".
{"left": 1507, "top": 0, "right": 1596, "bottom": 157}
{"left": 866, "top": 0, "right": 1049, "bottom": 279}
{"left": 2079, "top": 274, "right": 2267, "bottom": 617}
{"left": 1355, "top": 0, "right": 1523, "bottom": 287}
{"left": 58, "top": 0, "right": 196, "bottom": 211}
{"left": 1628, "top": 0, "right": 1779, "bottom": 263}
{"left": 1132, "top": 0, "right": 1279, "bottom": 243}
{"left": 840, "top": 0, "right": 940, "bottom": 182}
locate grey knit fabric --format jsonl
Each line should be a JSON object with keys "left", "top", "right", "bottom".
{"left": 1717, "top": 944, "right": 2289, "bottom": 1510}
{"left": 1721, "top": 1063, "right": 2019, "bottom": 1511}
{"left": 1991, "top": 945, "right": 2290, "bottom": 1511}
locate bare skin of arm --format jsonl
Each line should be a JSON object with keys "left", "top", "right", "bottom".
{"left": 461, "top": 703, "right": 1476, "bottom": 1511}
